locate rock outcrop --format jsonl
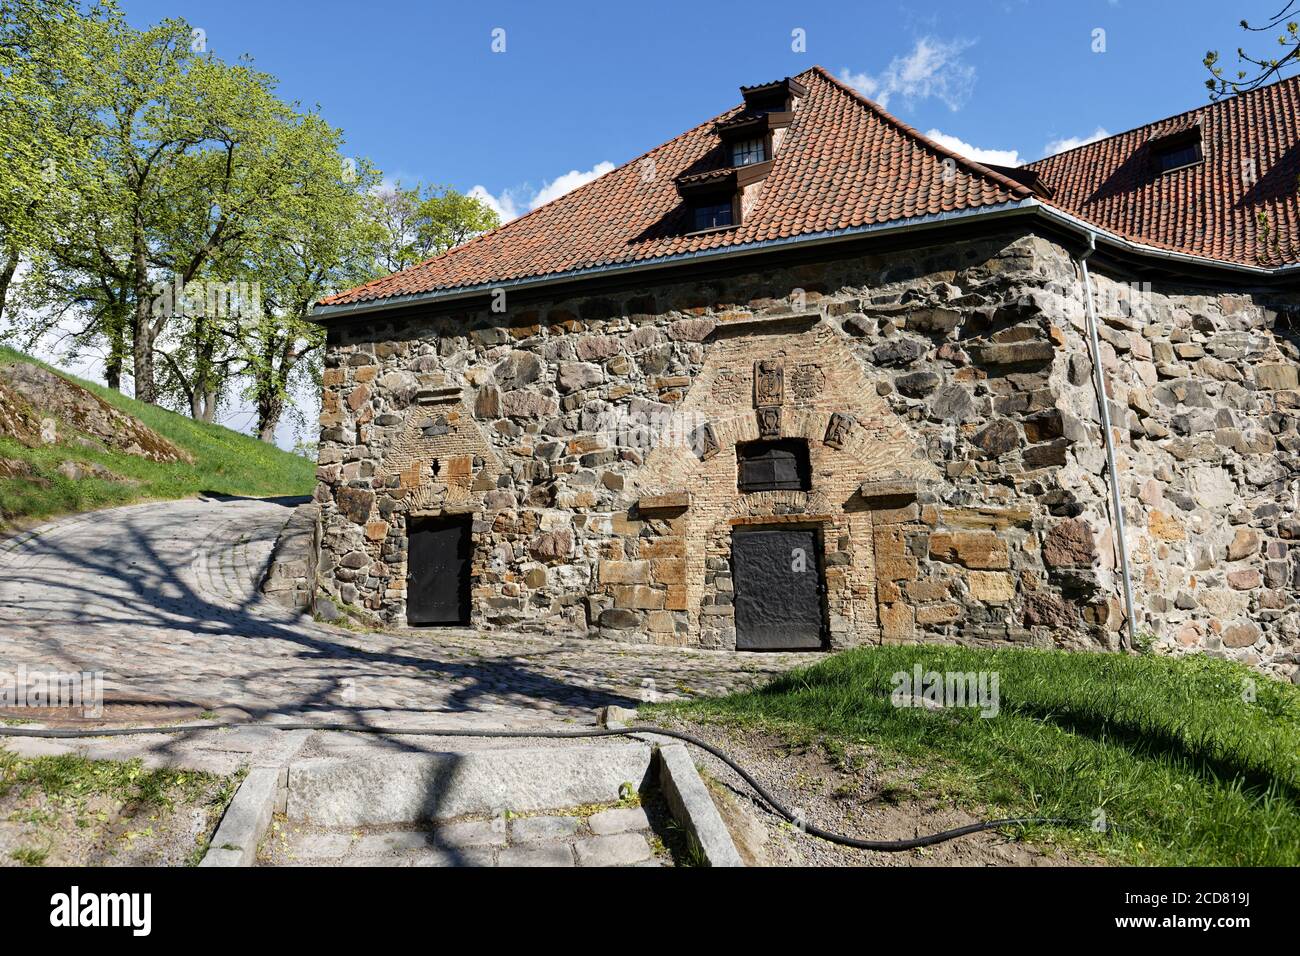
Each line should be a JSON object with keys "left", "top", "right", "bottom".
{"left": 0, "top": 362, "right": 191, "bottom": 464}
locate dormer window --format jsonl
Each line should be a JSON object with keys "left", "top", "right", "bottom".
{"left": 732, "top": 138, "right": 767, "bottom": 167}
{"left": 674, "top": 76, "right": 806, "bottom": 236}
{"left": 1149, "top": 124, "right": 1203, "bottom": 175}
{"left": 1154, "top": 139, "right": 1202, "bottom": 173}
{"left": 692, "top": 200, "right": 734, "bottom": 231}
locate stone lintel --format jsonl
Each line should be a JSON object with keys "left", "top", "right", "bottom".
{"left": 409, "top": 503, "right": 477, "bottom": 517}
{"left": 704, "top": 311, "right": 822, "bottom": 340}
{"left": 728, "top": 513, "right": 833, "bottom": 527}
{"left": 858, "top": 477, "right": 927, "bottom": 501}
{"left": 414, "top": 386, "right": 462, "bottom": 406}
{"left": 638, "top": 491, "right": 691, "bottom": 514}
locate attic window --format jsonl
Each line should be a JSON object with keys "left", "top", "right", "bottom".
{"left": 737, "top": 439, "right": 810, "bottom": 492}
{"left": 1150, "top": 128, "right": 1203, "bottom": 174}
{"left": 731, "top": 138, "right": 767, "bottom": 167}
{"left": 692, "top": 200, "right": 734, "bottom": 231}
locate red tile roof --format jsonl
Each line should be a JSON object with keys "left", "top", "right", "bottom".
{"left": 319, "top": 66, "right": 1032, "bottom": 308}
{"left": 1029, "top": 76, "right": 1300, "bottom": 267}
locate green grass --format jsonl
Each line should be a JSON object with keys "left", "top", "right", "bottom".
{"left": 0, "top": 750, "right": 241, "bottom": 866}
{"left": 0, "top": 751, "right": 222, "bottom": 812}
{"left": 648, "top": 645, "right": 1300, "bottom": 866}
{"left": 0, "top": 346, "right": 313, "bottom": 527}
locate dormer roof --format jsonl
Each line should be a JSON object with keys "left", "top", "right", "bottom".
{"left": 319, "top": 66, "right": 1029, "bottom": 311}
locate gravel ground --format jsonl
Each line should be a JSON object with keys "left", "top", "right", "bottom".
{"left": 647, "top": 715, "right": 1096, "bottom": 867}
{"left": 0, "top": 756, "right": 238, "bottom": 867}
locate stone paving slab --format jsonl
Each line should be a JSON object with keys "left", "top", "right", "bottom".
{"left": 260, "top": 801, "right": 666, "bottom": 868}
{"left": 588, "top": 806, "right": 650, "bottom": 835}
{"left": 574, "top": 832, "right": 654, "bottom": 867}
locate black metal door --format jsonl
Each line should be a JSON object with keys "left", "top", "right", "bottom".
{"left": 406, "top": 516, "right": 472, "bottom": 625}
{"left": 731, "top": 527, "right": 825, "bottom": 650}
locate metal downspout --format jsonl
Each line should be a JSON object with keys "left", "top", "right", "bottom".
{"left": 1078, "top": 234, "right": 1139, "bottom": 650}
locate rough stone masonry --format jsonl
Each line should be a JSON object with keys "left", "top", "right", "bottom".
{"left": 315, "top": 231, "right": 1300, "bottom": 681}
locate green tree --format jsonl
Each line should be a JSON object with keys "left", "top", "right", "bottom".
{"left": 368, "top": 182, "right": 499, "bottom": 274}
{"left": 16, "top": 8, "right": 357, "bottom": 408}
{"left": 236, "top": 147, "right": 381, "bottom": 442}
{"left": 0, "top": 0, "right": 96, "bottom": 323}
{"left": 1206, "top": 2, "right": 1300, "bottom": 98}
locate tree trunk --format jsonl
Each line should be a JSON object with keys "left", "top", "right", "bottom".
{"left": 131, "top": 232, "right": 156, "bottom": 403}
{"left": 0, "top": 248, "right": 19, "bottom": 325}
{"left": 0, "top": 248, "right": 18, "bottom": 324}
{"left": 105, "top": 304, "right": 127, "bottom": 392}
{"left": 131, "top": 304, "right": 155, "bottom": 402}
{"left": 257, "top": 395, "right": 282, "bottom": 443}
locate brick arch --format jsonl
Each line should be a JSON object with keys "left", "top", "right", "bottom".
{"left": 635, "top": 321, "right": 937, "bottom": 647}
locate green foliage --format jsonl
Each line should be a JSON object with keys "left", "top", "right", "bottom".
{"left": 0, "top": 346, "right": 312, "bottom": 527}
{"left": 1, "top": 1, "right": 500, "bottom": 443}
{"left": 369, "top": 181, "right": 501, "bottom": 274}
{"left": 1205, "top": 3, "right": 1300, "bottom": 97}
{"left": 0, "top": 0, "right": 97, "bottom": 255}
{"left": 652, "top": 645, "right": 1300, "bottom": 866}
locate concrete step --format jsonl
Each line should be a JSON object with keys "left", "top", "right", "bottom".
{"left": 285, "top": 742, "right": 655, "bottom": 827}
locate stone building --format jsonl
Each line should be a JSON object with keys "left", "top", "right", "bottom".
{"left": 311, "top": 67, "right": 1300, "bottom": 680}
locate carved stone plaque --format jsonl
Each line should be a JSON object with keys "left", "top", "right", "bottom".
{"left": 790, "top": 363, "right": 825, "bottom": 402}
{"left": 712, "top": 369, "right": 745, "bottom": 405}
{"left": 756, "top": 406, "right": 782, "bottom": 440}
{"left": 691, "top": 421, "right": 720, "bottom": 461}
{"left": 824, "top": 411, "right": 855, "bottom": 450}
{"left": 753, "top": 359, "right": 784, "bottom": 408}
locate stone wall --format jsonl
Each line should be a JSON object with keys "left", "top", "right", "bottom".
{"left": 260, "top": 502, "right": 322, "bottom": 614}
{"left": 315, "top": 230, "right": 1300, "bottom": 680}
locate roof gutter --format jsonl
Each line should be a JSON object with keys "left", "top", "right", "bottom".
{"left": 312, "top": 196, "right": 1300, "bottom": 323}
{"left": 1026, "top": 199, "right": 1300, "bottom": 280}
{"left": 310, "top": 201, "right": 1037, "bottom": 322}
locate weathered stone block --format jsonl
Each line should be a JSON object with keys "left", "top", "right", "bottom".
{"left": 1227, "top": 568, "right": 1262, "bottom": 591}
{"left": 600, "top": 560, "right": 649, "bottom": 585}
{"left": 1227, "top": 528, "right": 1260, "bottom": 562}
{"left": 1256, "top": 364, "right": 1299, "bottom": 390}
{"left": 336, "top": 487, "right": 374, "bottom": 525}
{"left": 966, "top": 570, "right": 1015, "bottom": 603}
{"left": 614, "top": 585, "right": 664, "bottom": 610}
{"left": 557, "top": 362, "right": 603, "bottom": 392}
{"left": 880, "top": 602, "right": 914, "bottom": 641}
{"left": 928, "top": 531, "right": 1010, "bottom": 570}
{"left": 1148, "top": 510, "right": 1186, "bottom": 542}
{"left": 1042, "top": 518, "right": 1097, "bottom": 569}
{"left": 916, "top": 603, "right": 961, "bottom": 625}
{"left": 1222, "top": 622, "right": 1261, "bottom": 648}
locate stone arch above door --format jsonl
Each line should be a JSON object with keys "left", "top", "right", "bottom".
{"left": 633, "top": 319, "right": 938, "bottom": 646}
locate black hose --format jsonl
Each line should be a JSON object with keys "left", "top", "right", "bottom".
{"left": 0, "top": 721, "right": 1079, "bottom": 852}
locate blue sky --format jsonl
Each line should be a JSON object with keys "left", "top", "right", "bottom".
{"left": 77, "top": 0, "right": 1272, "bottom": 445}
{"left": 117, "top": 0, "right": 1266, "bottom": 218}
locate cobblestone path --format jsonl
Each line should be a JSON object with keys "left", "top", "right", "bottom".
{"left": 0, "top": 497, "right": 820, "bottom": 735}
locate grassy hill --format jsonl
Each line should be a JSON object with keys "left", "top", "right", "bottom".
{"left": 0, "top": 346, "right": 314, "bottom": 529}
{"left": 652, "top": 645, "right": 1300, "bottom": 866}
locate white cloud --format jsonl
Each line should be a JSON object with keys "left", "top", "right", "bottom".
{"left": 467, "top": 184, "right": 522, "bottom": 222}
{"left": 924, "top": 129, "right": 1021, "bottom": 167}
{"left": 469, "top": 160, "right": 615, "bottom": 223}
{"left": 530, "top": 162, "right": 615, "bottom": 207}
{"left": 840, "top": 36, "right": 978, "bottom": 112}
{"left": 1043, "top": 127, "right": 1110, "bottom": 156}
